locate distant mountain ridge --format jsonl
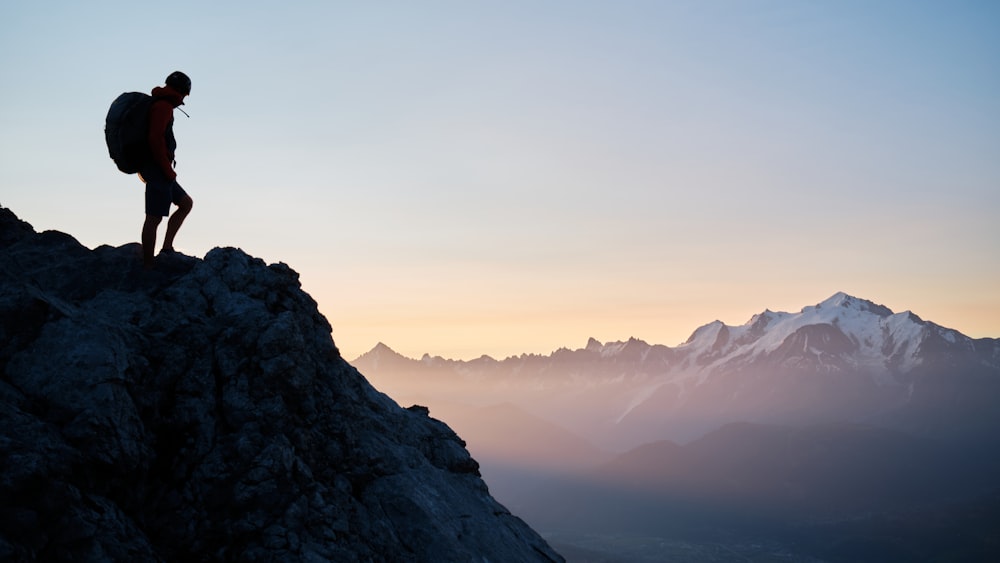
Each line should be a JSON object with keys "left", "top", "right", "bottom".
{"left": 354, "top": 292, "right": 1000, "bottom": 561}
{"left": 361, "top": 292, "right": 992, "bottom": 375}
{"left": 355, "top": 292, "right": 1000, "bottom": 448}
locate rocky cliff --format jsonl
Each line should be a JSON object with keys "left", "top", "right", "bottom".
{"left": 0, "top": 207, "right": 563, "bottom": 562}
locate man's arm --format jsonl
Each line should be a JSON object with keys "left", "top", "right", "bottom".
{"left": 147, "top": 101, "right": 176, "bottom": 180}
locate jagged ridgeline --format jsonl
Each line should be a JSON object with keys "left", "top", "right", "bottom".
{"left": 0, "top": 208, "right": 563, "bottom": 562}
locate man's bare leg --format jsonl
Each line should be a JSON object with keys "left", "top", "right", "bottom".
{"left": 162, "top": 195, "right": 193, "bottom": 252}
{"left": 142, "top": 214, "right": 163, "bottom": 269}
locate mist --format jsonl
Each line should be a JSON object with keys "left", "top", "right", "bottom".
{"left": 354, "top": 305, "right": 1000, "bottom": 561}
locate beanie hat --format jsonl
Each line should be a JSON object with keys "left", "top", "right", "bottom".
{"left": 166, "top": 71, "right": 192, "bottom": 96}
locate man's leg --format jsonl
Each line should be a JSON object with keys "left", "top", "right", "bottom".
{"left": 142, "top": 214, "right": 162, "bottom": 269}
{"left": 162, "top": 194, "right": 193, "bottom": 252}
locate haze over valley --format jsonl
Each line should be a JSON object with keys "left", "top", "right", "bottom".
{"left": 2, "top": 1, "right": 996, "bottom": 560}
{"left": 355, "top": 293, "right": 1000, "bottom": 561}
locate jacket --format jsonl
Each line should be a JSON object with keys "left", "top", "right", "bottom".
{"left": 147, "top": 85, "right": 186, "bottom": 180}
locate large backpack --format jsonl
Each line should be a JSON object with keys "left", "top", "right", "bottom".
{"left": 104, "top": 92, "right": 158, "bottom": 174}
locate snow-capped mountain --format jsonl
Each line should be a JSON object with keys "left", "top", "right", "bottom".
{"left": 676, "top": 292, "right": 921, "bottom": 374}
{"left": 355, "top": 293, "right": 1000, "bottom": 450}
{"left": 352, "top": 292, "right": 1000, "bottom": 561}
{"left": 603, "top": 292, "right": 1000, "bottom": 444}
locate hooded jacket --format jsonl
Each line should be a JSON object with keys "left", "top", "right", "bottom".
{"left": 147, "top": 85, "right": 186, "bottom": 180}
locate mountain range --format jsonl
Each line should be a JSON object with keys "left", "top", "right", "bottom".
{"left": 354, "top": 293, "right": 1000, "bottom": 561}
{"left": 354, "top": 292, "right": 1000, "bottom": 450}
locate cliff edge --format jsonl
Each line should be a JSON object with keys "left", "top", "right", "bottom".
{"left": 0, "top": 207, "right": 562, "bottom": 562}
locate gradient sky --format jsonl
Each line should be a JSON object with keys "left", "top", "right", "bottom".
{"left": 2, "top": 1, "right": 998, "bottom": 360}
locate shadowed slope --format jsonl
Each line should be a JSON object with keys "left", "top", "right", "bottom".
{"left": 0, "top": 207, "right": 562, "bottom": 563}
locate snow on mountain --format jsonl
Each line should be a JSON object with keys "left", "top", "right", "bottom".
{"left": 356, "top": 292, "right": 1000, "bottom": 449}
{"left": 672, "top": 292, "right": 925, "bottom": 376}
{"left": 604, "top": 293, "right": 956, "bottom": 429}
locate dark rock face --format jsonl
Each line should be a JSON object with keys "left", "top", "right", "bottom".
{"left": 0, "top": 207, "right": 563, "bottom": 562}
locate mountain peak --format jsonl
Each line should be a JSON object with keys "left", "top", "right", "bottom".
{"left": 683, "top": 319, "right": 726, "bottom": 346}
{"left": 818, "top": 291, "right": 854, "bottom": 308}
{"left": 351, "top": 342, "right": 421, "bottom": 370}
{"left": 0, "top": 207, "right": 562, "bottom": 562}
{"left": 813, "top": 292, "right": 894, "bottom": 317}
{"left": 364, "top": 341, "right": 405, "bottom": 358}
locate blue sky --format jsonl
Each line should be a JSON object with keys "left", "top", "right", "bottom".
{"left": 2, "top": 1, "right": 998, "bottom": 359}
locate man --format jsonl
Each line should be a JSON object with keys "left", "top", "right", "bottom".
{"left": 141, "top": 71, "right": 193, "bottom": 269}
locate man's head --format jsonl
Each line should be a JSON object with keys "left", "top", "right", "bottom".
{"left": 166, "top": 71, "right": 192, "bottom": 96}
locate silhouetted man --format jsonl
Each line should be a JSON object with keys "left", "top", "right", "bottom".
{"left": 141, "top": 71, "right": 193, "bottom": 269}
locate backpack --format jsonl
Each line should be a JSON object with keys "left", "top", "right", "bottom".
{"left": 104, "top": 92, "right": 158, "bottom": 174}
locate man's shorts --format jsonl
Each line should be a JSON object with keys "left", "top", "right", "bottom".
{"left": 141, "top": 167, "right": 189, "bottom": 217}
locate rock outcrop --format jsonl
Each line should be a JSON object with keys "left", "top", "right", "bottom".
{"left": 0, "top": 207, "right": 563, "bottom": 562}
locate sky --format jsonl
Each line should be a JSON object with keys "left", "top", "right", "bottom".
{"left": 2, "top": 0, "right": 998, "bottom": 361}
